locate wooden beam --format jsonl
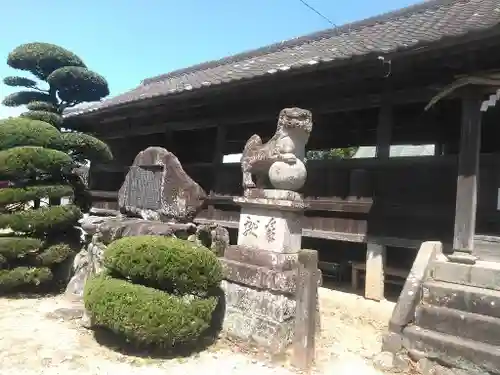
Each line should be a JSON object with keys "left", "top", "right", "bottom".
{"left": 375, "top": 94, "right": 393, "bottom": 159}
{"left": 98, "top": 87, "right": 439, "bottom": 139}
{"left": 448, "top": 89, "right": 483, "bottom": 264}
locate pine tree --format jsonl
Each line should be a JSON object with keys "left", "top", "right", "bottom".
{"left": 0, "top": 42, "right": 113, "bottom": 293}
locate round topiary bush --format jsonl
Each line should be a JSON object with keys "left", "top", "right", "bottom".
{"left": 103, "top": 236, "right": 223, "bottom": 295}
{"left": 84, "top": 235, "right": 224, "bottom": 349}
{"left": 84, "top": 275, "right": 218, "bottom": 347}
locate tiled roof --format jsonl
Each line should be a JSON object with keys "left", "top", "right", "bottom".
{"left": 65, "top": 0, "right": 500, "bottom": 118}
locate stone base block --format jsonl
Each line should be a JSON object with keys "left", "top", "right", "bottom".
{"left": 223, "top": 306, "right": 294, "bottom": 353}
{"left": 224, "top": 245, "right": 299, "bottom": 271}
{"left": 221, "top": 258, "right": 297, "bottom": 294}
{"left": 222, "top": 280, "right": 296, "bottom": 322}
{"left": 235, "top": 198, "right": 303, "bottom": 253}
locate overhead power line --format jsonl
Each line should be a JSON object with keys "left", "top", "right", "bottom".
{"left": 297, "top": 0, "right": 335, "bottom": 27}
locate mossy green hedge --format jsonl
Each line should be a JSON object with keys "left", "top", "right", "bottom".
{"left": 0, "top": 205, "right": 82, "bottom": 234}
{"left": 84, "top": 275, "right": 217, "bottom": 347}
{"left": 0, "top": 236, "right": 75, "bottom": 294}
{"left": 60, "top": 132, "right": 113, "bottom": 163}
{"left": 0, "top": 237, "right": 43, "bottom": 258}
{"left": 34, "top": 243, "right": 73, "bottom": 266}
{"left": 26, "top": 101, "right": 58, "bottom": 112}
{"left": 0, "top": 146, "right": 73, "bottom": 178}
{"left": 0, "top": 267, "right": 52, "bottom": 292}
{"left": 104, "top": 236, "right": 223, "bottom": 295}
{"left": 0, "top": 185, "right": 73, "bottom": 206}
{"left": 20, "top": 110, "right": 63, "bottom": 129}
{"left": 0, "top": 117, "right": 62, "bottom": 151}
{"left": 84, "top": 235, "right": 223, "bottom": 350}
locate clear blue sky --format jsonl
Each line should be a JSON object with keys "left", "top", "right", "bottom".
{"left": 0, "top": 0, "right": 418, "bottom": 118}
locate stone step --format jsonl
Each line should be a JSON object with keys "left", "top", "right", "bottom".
{"left": 416, "top": 304, "right": 500, "bottom": 347}
{"left": 427, "top": 257, "right": 500, "bottom": 291}
{"left": 422, "top": 280, "right": 500, "bottom": 319}
{"left": 402, "top": 325, "right": 500, "bottom": 374}
{"left": 474, "top": 235, "right": 500, "bottom": 262}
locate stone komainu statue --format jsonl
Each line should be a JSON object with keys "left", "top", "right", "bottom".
{"left": 240, "top": 107, "right": 313, "bottom": 192}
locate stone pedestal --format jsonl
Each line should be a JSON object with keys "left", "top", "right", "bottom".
{"left": 221, "top": 189, "right": 306, "bottom": 353}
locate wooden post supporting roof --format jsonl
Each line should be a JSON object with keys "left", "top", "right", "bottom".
{"left": 364, "top": 96, "right": 393, "bottom": 301}
{"left": 375, "top": 95, "right": 393, "bottom": 159}
{"left": 212, "top": 125, "right": 227, "bottom": 193}
{"left": 448, "top": 89, "right": 483, "bottom": 264}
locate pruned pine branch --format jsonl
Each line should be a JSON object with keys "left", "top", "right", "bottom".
{"left": 425, "top": 74, "right": 500, "bottom": 111}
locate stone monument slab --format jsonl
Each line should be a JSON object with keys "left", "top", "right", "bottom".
{"left": 118, "top": 146, "right": 207, "bottom": 222}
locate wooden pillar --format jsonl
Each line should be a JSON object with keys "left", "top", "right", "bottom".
{"left": 448, "top": 89, "right": 483, "bottom": 264}
{"left": 365, "top": 243, "right": 387, "bottom": 301}
{"left": 364, "top": 96, "right": 393, "bottom": 300}
{"left": 375, "top": 97, "right": 393, "bottom": 159}
{"left": 212, "top": 125, "right": 227, "bottom": 194}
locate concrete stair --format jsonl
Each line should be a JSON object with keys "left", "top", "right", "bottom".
{"left": 401, "top": 258, "right": 500, "bottom": 374}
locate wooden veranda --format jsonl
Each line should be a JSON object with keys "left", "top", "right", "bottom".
{"left": 64, "top": 0, "right": 500, "bottom": 300}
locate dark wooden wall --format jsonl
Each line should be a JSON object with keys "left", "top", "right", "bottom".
{"left": 90, "top": 154, "right": 500, "bottom": 249}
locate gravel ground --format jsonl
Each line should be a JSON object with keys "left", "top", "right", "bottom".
{"left": 0, "top": 286, "right": 402, "bottom": 375}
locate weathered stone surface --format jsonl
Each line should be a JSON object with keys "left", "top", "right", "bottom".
{"left": 403, "top": 325, "right": 500, "bottom": 374}
{"left": 97, "top": 217, "right": 196, "bottom": 244}
{"left": 224, "top": 245, "right": 298, "bottom": 271}
{"left": 422, "top": 280, "right": 500, "bottom": 319}
{"left": 416, "top": 304, "right": 500, "bottom": 347}
{"left": 46, "top": 307, "right": 84, "bottom": 321}
{"left": 381, "top": 331, "right": 403, "bottom": 353}
{"left": 118, "top": 147, "right": 207, "bottom": 222}
{"left": 193, "top": 223, "right": 230, "bottom": 257}
{"left": 221, "top": 280, "right": 296, "bottom": 322}
{"left": 240, "top": 107, "right": 312, "bottom": 191}
{"left": 221, "top": 258, "right": 297, "bottom": 294}
{"left": 428, "top": 256, "right": 500, "bottom": 291}
{"left": 65, "top": 235, "right": 106, "bottom": 299}
{"left": 244, "top": 188, "right": 303, "bottom": 202}
{"left": 223, "top": 306, "right": 294, "bottom": 353}
{"left": 79, "top": 215, "right": 111, "bottom": 236}
{"left": 236, "top": 204, "right": 303, "bottom": 253}
{"left": 388, "top": 241, "right": 442, "bottom": 333}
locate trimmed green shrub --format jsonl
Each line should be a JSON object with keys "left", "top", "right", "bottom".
{"left": 0, "top": 205, "right": 81, "bottom": 234}
{"left": 0, "top": 146, "right": 73, "bottom": 178}
{"left": 60, "top": 132, "right": 113, "bottom": 163}
{"left": 0, "top": 267, "right": 52, "bottom": 292}
{"left": 34, "top": 243, "right": 73, "bottom": 266}
{"left": 0, "top": 237, "right": 43, "bottom": 258}
{"left": 20, "top": 110, "right": 63, "bottom": 128}
{"left": 0, "top": 42, "right": 112, "bottom": 295}
{"left": 26, "top": 101, "right": 57, "bottom": 112}
{"left": 0, "top": 185, "right": 73, "bottom": 206}
{"left": 84, "top": 275, "right": 217, "bottom": 347}
{"left": 0, "top": 117, "right": 62, "bottom": 151}
{"left": 104, "top": 236, "right": 223, "bottom": 296}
